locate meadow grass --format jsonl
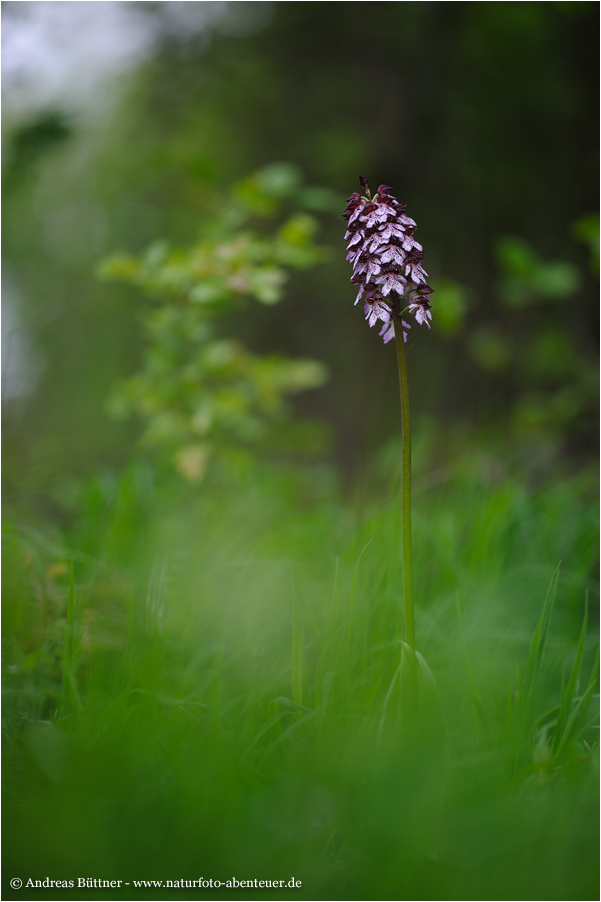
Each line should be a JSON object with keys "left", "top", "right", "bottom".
{"left": 3, "top": 441, "right": 599, "bottom": 901}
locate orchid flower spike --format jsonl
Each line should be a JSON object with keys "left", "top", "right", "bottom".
{"left": 343, "top": 177, "right": 433, "bottom": 343}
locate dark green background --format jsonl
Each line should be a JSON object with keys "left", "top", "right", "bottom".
{"left": 3, "top": 1, "right": 599, "bottom": 500}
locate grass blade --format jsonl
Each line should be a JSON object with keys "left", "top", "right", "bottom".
{"left": 291, "top": 578, "right": 304, "bottom": 706}
{"left": 555, "top": 645, "right": 600, "bottom": 757}
{"left": 61, "top": 562, "right": 78, "bottom": 716}
{"left": 553, "top": 595, "right": 588, "bottom": 754}
{"left": 524, "top": 563, "right": 560, "bottom": 716}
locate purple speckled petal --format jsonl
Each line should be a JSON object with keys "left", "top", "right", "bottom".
{"left": 366, "top": 234, "right": 385, "bottom": 253}
{"left": 365, "top": 258, "right": 382, "bottom": 282}
{"left": 409, "top": 304, "right": 432, "bottom": 328}
{"left": 378, "top": 320, "right": 398, "bottom": 344}
{"left": 398, "top": 214, "right": 417, "bottom": 228}
{"left": 365, "top": 299, "right": 391, "bottom": 328}
{"left": 363, "top": 208, "right": 387, "bottom": 228}
{"left": 346, "top": 231, "right": 363, "bottom": 248}
{"left": 348, "top": 205, "right": 365, "bottom": 225}
{"left": 378, "top": 222, "right": 407, "bottom": 242}
{"left": 378, "top": 245, "right": 406, "bottom": 266}
{"left": 379, "top": 272, "right": 407, "bottom": 297}
{"left": 404, "top": 262, "right": 429, "bottom": 283}
{"left": 401, "top": 236, "right": 422, "bottom": 253}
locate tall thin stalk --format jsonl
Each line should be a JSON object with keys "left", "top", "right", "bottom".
{"left": 343, "top": 178, "right": 433, "bottom": 651}
{"left": 393, "top": 312, "right": 415, "bottom": 650}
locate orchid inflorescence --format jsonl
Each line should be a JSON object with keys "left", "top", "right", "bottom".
{"left": 343, "top": 177, "right": 433, "bottom": 343}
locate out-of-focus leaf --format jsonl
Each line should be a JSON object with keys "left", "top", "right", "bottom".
{"left": 496, "top": 236, "right": 580, "bottom": 306}
{"left": 432, "top": 279, "right": 469, "bottom": 336}
{"left": 299, "top": 186, "right": 343, "bottom": 212}
{"left": 277, "top": 359, "right": 329, "bottom": 392}
{"left": 468, "top": 328, "right": 510, "bottom": 371}
{"left": 572, "top": 213, "right": 600, "bottom": 273}
{"left": 97, "top": 254, "right": 139, "bottom": 282}
{"left": 496, "top": 236, "right": 538, "bottom": 278}
{"left": 248, "top": 266, "right": 287, "bottom": 304}
{"left": 174, "top": 444, "right": 210, "bottom": 483}
{"left": 99, "top": 165, "right": 329, "bottom": 480}
{"left": 189, "top": 280, "right": 228, "bottom": 305}
{"left": 532, "top": 261, "right": 580, "bottom": 298}
{"left": 231, "top": 164, "right": 302, "bottom": 215}
{"left": 253, "top": 162, "right": 302, "bottom": 198}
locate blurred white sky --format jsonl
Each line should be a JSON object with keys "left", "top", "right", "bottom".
{"left": 2, "top": 2, "right": 274, "bottom": 400}
{"left": 1, "top": 1, "right": 227, "bottom": 399}
{"left": 1, "top": 1, "right": 273, "bottom": 118}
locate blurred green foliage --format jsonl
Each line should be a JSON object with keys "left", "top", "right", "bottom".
{"left": 454, "top": 229, "right": 599, "bottom": 445}
{"left": 3, "top": 450, "right": 599, "bottom": 900}
{"left": 495, "top": 236, "right": 581, "bottom": 306}
{"left": 3, "top": 111, "right": 72, "bottom": 192}
{"left": 99, "top": 164, "right": 329, "bottom": 481}
{"left": 3, "top": 1, "right": 598, "bottom": 502}
{"left": 2, "top": 5, "right": 599, "bottom": 899}
{"left": 573, "top": 212, "right": 600, "bottom": 273}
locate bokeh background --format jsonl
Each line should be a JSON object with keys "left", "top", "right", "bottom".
{"left": 3, "top": 0, "right": 598, "bottom": 498}
{"left": 2, "top": 4, "right": 599, "bottom": 900}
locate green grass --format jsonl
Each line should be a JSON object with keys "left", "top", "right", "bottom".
{"left": 2, "top": 447, "right": 599, "bottom": 901}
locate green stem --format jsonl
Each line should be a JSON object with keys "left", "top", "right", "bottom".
{"left": 393, "top": 313, "right": 415, "bottom": 650}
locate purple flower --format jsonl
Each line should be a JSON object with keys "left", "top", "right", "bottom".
{"left": 379, "top": 320, "right": 395, "bottom": 344}
{"left": 401, "top": 235, "right": 422, "bottom": 253}
{"left": 377, "top": 244, "right": 406, "bottom": 267}
{"left": 365, "top": 257, "right": 382, "bottom": 282}
{"left": 409, "top": 304, "right": 432, "bottom": 328}
{"left": 364, "top": 295, "right": 392, "bottom": 328}
{"left": 379, "top": 319, "right": 410, "bottom": 344}
{"left": 378, "top": 222, "right": 407, "bottom": 243}
{"left": 379, "top": 272, "right": 407, "bottom": 297}
{"left": 404, "top": 261, "right": 429, "bottom": 284}
{"left": 343, "top": 178, "right": 433, "bottom": 343}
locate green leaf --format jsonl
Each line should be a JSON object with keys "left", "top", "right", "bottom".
{"left": 524, "top": 564, "right": 560, "bottom": 716}
{"left": 532, "top": 261, "right": 580, "bottom": 299}
{"left": 469, "top": 328, "right": 510, "bottom": 372}
{"left": 496, "top": 236, "right": 538, "bottom": 278}
{"left": 271, "top": 696, "right": 312, "bottom": 714}
{"left": 291, "top": 584, "right": 304, "bottom": 707}
{"left": 319, "top": 671, "right": 337, "bottom": 714}
{"left": 248, "top": 266, "right": 287, "bottom": 304}
{"left": 554, "top": 597, "right": 588, "bottom": 752}
{"left": 253, "top": 162, "right": 302, "bottom": 198}
{"left": 96, "top": 254, "right": 139, "bottom": 282}
{"left": 189, "top": 281, "right": 227, "bottom": 305}
{"left": 431, "top": 279, "right": 469, "bottom": 337}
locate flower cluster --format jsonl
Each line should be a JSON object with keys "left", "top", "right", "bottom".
{"left": 343, "top": 178, "right": 433, "bottom": 343}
